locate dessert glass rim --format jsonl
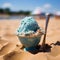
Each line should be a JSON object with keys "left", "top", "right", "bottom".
{"left": 17, "top": 29, "right": 44, "bottom": 38}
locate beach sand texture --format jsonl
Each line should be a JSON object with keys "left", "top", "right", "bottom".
{"left": 0, "top": 18, "right": 60, "bottom": 60}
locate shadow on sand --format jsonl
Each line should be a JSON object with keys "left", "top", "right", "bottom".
{"left": 25, "top": 44, "right": 52, "bottom": 54}
{"left": 50, "top": 41, "right": 60, "bottom": 46}
{"left": 28, "top": 41, "right": 60, "bottom": 54}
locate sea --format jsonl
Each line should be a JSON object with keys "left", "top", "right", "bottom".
{"left": 0, "top": 15, "right": 27, "bottom": 20}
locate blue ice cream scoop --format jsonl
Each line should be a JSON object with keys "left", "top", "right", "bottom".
{"left": 16, "top": 17, "right": 44, "bottom": 51}
{"left": 17, "top": 17, "right": 40, "bottom": 35}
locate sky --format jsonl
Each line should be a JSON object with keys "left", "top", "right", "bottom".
{"left": 0, "top": 0, "right": 60, "bottom": 13}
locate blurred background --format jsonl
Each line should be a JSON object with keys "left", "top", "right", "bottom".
{"left": 0, "top": 0, "right": 60, "bottom": 19}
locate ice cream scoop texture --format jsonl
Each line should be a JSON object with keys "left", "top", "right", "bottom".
{"left": 17, "top": 17, "right": 40, "bottom": 35}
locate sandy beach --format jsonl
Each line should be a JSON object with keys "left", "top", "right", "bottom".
{"left": 0, "top": 18, "right": 60, "bottom": 60}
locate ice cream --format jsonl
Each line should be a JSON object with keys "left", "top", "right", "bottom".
{"left": 16, "top": 17, "right": 44, "bottom": 49}
{"left": 17, "top": 17, "right": 40, "bottom": 35}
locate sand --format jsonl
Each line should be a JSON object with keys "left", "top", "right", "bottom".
{"left": 0, "top": 18, "right": 60, "bottom": 60}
